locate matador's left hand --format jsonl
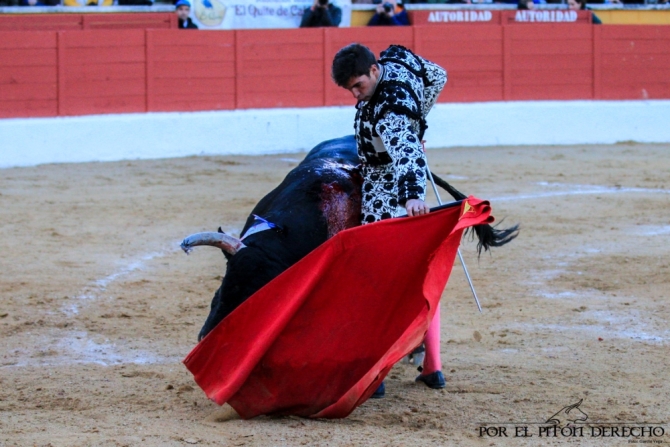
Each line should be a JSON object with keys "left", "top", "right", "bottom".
{"left": 405, "top": 199, "right": 430, "bottom": 217}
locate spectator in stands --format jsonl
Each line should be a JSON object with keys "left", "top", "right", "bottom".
{"left": 367, "top": 0, "right": 409, "bottom": 26}
{"left": 20, "top": 0, "right": 59, "bottom": 5}
{"left": 517, "top": 0, "right": 534, "bottom": 9}
{"left": 568, "top": 0, "right": 602, "bottom": 24}
{"left": 300, "top": 0, "right": 342, "bottom": 27}
{"left": 176, "top": 0, "right": 199, "bottom": 29}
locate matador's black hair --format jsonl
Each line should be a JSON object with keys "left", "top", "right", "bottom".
{"left": 331, "top": 43, "right": 378, "bottom": 88}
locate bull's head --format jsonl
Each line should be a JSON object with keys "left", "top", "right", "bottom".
{"left": 181, "top": 231, "right": 248, "bottom": 341}
{"left": 181, "top": 230, "right": 288, "bottom": 341}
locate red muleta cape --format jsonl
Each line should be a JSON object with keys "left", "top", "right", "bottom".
{"left": 183, "top": 197, "right": 494, "bottom": 419}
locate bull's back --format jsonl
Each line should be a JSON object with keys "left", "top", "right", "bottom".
{"left": 301, "top": 135, "right": 358, "bottom": 167}
{"left": 241, "top": 135, "right": 360, "bottom": 260}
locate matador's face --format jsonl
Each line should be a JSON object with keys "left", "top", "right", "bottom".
{"left": 345, "top": 64, "right": 381, "bottom": 102}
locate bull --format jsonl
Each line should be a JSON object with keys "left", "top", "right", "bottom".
{"left": 181, "top": 135, "right": 517, "bottom": 341}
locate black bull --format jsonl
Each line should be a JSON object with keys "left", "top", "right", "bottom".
{"left": 181, "top": 135, "right": 518, "bottom": 341}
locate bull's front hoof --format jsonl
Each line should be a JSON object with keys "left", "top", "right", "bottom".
{"left": 402, "top": 344, "right": 425, "bottom": 366}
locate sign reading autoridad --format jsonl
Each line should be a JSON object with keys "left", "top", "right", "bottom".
{"left": 190, "top": 0, "right": 352, "bottom": 29}
{"left": 408, "top": 9, "right": 593, "bottom": 25}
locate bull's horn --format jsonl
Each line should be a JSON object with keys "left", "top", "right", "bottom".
{"left": 181, "top": 232, "right": 246, "bottom": 255}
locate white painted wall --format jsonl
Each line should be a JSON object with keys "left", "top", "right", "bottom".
{"left": 2, "top": 100, "right": 669, "bottom": 168}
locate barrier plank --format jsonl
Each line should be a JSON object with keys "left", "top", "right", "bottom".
{"left": 0, "top": 15, "right": 82, "bottom": 32}
{"left": 601, "top": 39, "right": 670, "bottom": 55}
{"left": 0, "top": 31, "right": 58, "bottom": 118}
{"left": 237, "top": 28, "right": 324, "bottom": 109}
{"left": 151, "top": 95, "right": 236, "bottom": 112}
{"left": 61, "top": 96, "right": 146, "bottom": 116}
{"left": 147, "top": 29, "right": 236, "bottom": 112}
{"left": 59, "top": 29, "right": 146, "bottom": 115}
{"left": 513, "top": 54, "right": 593, "bottom": 69}
{"left": 602, "top": 53, "right": 670, "bottom": 68}
{"left": 506, "top": 24, "right": 593, "bottom": 100}
{"left": 151, "top": 45, "right": 235, "bottom": 62}
{"left": 64, "top": 63, "right": 145, "bottom": 81}
{"left": 1, "top": 83, "right": 56, "bottom": 101}
{"left": 599, "top": 25, "right": 670, "bottom": 99}
{"left": 60, "top": 29, "right": 146, "bottom": 48}
{"left": 416, "top": 25, "right": 503, "bottom": 102}
{"left": 82, "top": 13, "right": 173, "bottom": 30}
{"left": 512, "top": 83, "right": 592, "bottom": 100}
{"left": 0, "top": 99, "right": 57, "bottom": 118}
{"left": 153, "top": 61, "right": 236, "bottom": 78}
{"left": 0, "top": 31, "right": 57, "bottom": 48}
{"left": 153, "top": 78, "right": 235, "bottom": 95}
{"left": 601, "top": 25, "right": 670, "bottom": 40}
{"left": 599, "top": 83, "right": 670, "bottom": 99}
{"left": 0, "top": 66, "right": 56, "bottom": 84}
{"left": 0, "top": 48, "right": 57, "bottom": 66}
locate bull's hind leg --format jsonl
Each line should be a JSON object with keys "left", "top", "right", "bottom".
{"left": 402, "top": 344, "right": 425, "bottom": 366}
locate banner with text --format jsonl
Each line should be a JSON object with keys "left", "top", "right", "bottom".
{"left": 190, "top": 0, "right": 352, "bottom": 29}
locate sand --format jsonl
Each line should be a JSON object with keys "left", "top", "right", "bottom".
{"left": 1, "top": 143, "right": 668, "bottom": 446}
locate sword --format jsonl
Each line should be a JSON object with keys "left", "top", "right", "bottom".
{"left": 423, "top": 150, "right": 483, "bottom": 313}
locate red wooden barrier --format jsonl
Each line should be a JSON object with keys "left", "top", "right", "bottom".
{"left": 505, "top": 24, "right": 593, "bottom": 100}
{"left": 0, "top": 13, "right": 176, "bottom": 31}
{"left": 1, "top": 25, "right": 670, "bottom": 119}
{"left": 0, "top": 31, "right": 57, "bottom": 117}
{"left": 82, "top": 13, "right": 176, "bottom": 30}
{"left": 598, "top": 25, "right": 670, "bottom": 99}
{"left": 415, "top": 25, "right": 504, "bottom": 102}
{"left": 147, "top": 29, "right": 235, "bottom": 112}
{"left": 0, "top": 15, "right": 83, "bottom": 31}
{"left": 59, "top": 30, "right": 147, "bottom": 115}
{"left": 236, "top": 29, "right": 325, "bottom": 109}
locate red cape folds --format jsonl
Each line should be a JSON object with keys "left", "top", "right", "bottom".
{"left": 183, "top": 197, "right": 494, "bottom": 419}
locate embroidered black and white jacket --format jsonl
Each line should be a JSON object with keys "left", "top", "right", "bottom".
{"left": 354, "top": 45, "right": 447, "bottom": 224}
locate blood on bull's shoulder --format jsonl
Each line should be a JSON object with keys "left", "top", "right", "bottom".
{"left": 181, "top": 135, "right": 363, "bottom": 340}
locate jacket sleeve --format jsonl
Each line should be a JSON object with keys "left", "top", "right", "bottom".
{"left": 417, "top": 55, "right": 447, "bottom": 118}
{"left": 392, "top": 9, "right": 410, "bottom": 26}
{"left": 329, "top": 5, "right": 342, "bottom": 26}
{"left": 375, "top": 111, "right": 427, "bottom": 206}
{"left": 299, "top": 7, "right": 313, "bottom": 27}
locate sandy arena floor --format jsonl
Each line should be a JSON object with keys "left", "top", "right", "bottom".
{"left": 0, "top": 142, "right": 668, "bottom": 446}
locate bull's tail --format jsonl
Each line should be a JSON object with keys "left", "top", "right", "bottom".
{"left": 429, "top": 171, "right": 520, "bottom": 256}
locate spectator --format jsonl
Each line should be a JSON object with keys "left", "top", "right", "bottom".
{"left": 568, "top": 0, "right": 602, "bottom": 24}
{"left": 176, "top": 0, "right": 199, "bottom": 29}
{"left": 20, "top": 0, "right": 60, "bottom": 5}
{"left": 300, "top": 0, "right": 342, "bottom": 27}
{"left": 368, "top": 0, "right": 409, "bottom": 26}
{"left": 517, "top": 0, "right": 534, "bottom": 8}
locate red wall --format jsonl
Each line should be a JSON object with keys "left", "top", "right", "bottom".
{"left": 0, "top": 13, "right": 176, "bottom": 31}
{"left": 1, "top": 25, "right": 670, "bottom": 118}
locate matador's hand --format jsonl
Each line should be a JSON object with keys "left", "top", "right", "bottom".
{"left": 405, "top": 199, "right": 430, "bottom": 217}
